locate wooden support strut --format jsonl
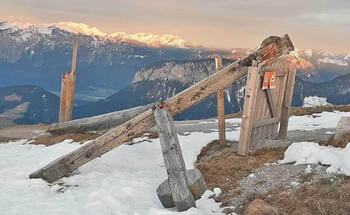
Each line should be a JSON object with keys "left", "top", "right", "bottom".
{"left": 215, "top": 56, "right": 226, "bottom": 144}
{"left": 29, "top": 34, "right": 294, "bottom": 183}
{"left": 154, "top": 106, "right": 196, "bottom": 211}
{"left": 278, "top": 64, "right": 296, "bottom": 139}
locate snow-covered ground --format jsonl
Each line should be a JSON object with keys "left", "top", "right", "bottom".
{"left": 1, "top": 111, "right": 350, "bottom": 215}
{"left": 280, "top": 142, "right": 350, "bottom": 176}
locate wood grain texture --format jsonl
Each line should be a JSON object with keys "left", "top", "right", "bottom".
{"left": 237, "top": 67, "right": 260, "bottom": 155}
{"left": 215, "top": 55, "right": 226, "bottom": 144}
{"left": 278, "top": 61, "right": 296, "bottom": 139}
{"left": 49, "top": 104, "right": 154, "bottom": 134}
{"left": 58, "top": 39, "right": 78, "bottom": 123}
{"left": 154, "top": 107, "right": 195, "bottom": 211}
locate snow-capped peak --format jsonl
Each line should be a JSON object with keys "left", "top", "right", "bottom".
{"left": 0, "top": 21, "right": 191, "bottom": 48}
{"left": 54, "top": 22, "right": 107, "bottom": 37}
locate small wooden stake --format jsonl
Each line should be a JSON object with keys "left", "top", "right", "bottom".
{"left": 59, "top": 39, "right": 78, "bottom": 123}
{"left": 215, "top": 56, "right": 226, "bottom": 144}
{"left": 154, "top": 106, "right": 196, "bottom": 211}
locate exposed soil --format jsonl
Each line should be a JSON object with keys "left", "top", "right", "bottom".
{"left": 243, "top": 176, "right": 350, "bottom": 215}
{"left": 195, "top": 140, "right": 286, "bottom": 207}
{"left": 196, "top": 139, "right": 350, "bottom": 214}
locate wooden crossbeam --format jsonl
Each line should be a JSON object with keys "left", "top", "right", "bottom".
{"left": 30, "top": 34, "right": 295, "bottom": 183}
{"left": 252, "top": 117, "right": 280, "bottom": 129}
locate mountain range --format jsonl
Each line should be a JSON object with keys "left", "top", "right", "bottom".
{"left": 1, "top": 21, "right": 350, "bottom": 124}
{"left": 0, "top": 21, "right": 227, "bottom": 101}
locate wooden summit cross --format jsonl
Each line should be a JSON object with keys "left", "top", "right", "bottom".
{"left": 237, "top": 56, "right": 296, "bottom": 155}
{"left": 30, "top": 34, "right": 295, "bottom": 183}
{"left": 58, "top": 39, "right": 78, "bottom": 123}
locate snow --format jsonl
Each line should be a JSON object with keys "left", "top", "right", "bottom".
{"left": 213, "top": 188, "right": 222, "bottom": 197}
{"left": 2, "top": 110, "right": 350, "bottom": 214}
{"left": 0, "top": 132, "right": 225, "bottom": 215}
{"left": 303, "top": 96, "right": 330, "bottom": 107}
{"left": 318, "top": 57, "right": 348, "bottom": 66}
{"left": 1, "top": 21, "right": 190, "bottom": 48}
{"left": 287, "top": 111, "right": 350, "bottom": 131}
{"left": 280, "top": 142, "right": 350, "bottom": 176}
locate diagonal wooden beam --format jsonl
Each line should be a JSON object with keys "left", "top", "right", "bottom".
{"left": 29, "top": 34, "right": 295, "bottom": 183}
{"left": 264, "top": 89, "right": 276, "bottom": 117}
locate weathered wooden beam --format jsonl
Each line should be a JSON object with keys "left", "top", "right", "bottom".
{"left": 237, "top": 67, "right": 260, "bottom": 155}
{"left": 48, "top": 104, "right": 154, "bottom": 134}
{"left": 215, "top": 56, "right": 226, "bottom": 144}
{"left": 30, "top": 34, "right": 295, "bottom": 183}
{"left": 265, "top": 89, "right": 276, "bottom": 117}
{"left": 278, "top": 59, "right": 296, "bottom": 139}
{"left": 58, "top": 39, "right": 78, "bottom": 123}
{"left": 154, "top": 106, "right": 195, "bottom": 211}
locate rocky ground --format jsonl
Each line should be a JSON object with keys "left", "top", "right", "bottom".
{"left": 195, "top": 132, "right": 350, "bottom": 215}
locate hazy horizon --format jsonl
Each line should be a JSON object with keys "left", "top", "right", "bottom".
{"left": 1, "top": 0, "right": 350, "bottom": 53}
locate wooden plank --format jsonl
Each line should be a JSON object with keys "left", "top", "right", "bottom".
{"left": 237, "top": 67, "right": 260, "bottom": 155}
{"left": 264, "top": 89, "right": 276, "bottom": 117}
{"left": 30, "top": 34, "right": 295, "bottom": 182}
{"left": 215, "top": 56, "right": 226, "bottom": 144}
{"left": 278, "top": 62, "right": 296, "bottom": 139}
{"left": 48, "top": 104, "right": 155, "bottom": 134}
{"left": 154, "top": 107, "right": 195, "bottom": 211}
{"left": 252, "top": 117, "right": 280, "bottom": 129}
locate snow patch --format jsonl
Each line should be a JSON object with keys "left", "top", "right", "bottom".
{"left": 0, "top": 132, "right": 225, "bottom": 215}
{"left": 280, "top": 142, "right": 350, "bottom": 176}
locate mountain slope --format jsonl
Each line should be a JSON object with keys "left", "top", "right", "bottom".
{"left": 0, "top": 85, "right": 59, "bottom": 126}
{"left": 75, "top": 58, "right": 350, "bottom": 120}
{"left": 0, "top": 21, "right": 228, "bottom": 101}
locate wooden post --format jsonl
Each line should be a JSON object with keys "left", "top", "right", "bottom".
{"left": 58, "top": 39, "right": 78, "bottom": 123}
{"left": 278, "top": 66, "right": 296, "bottom": 139}
{"left": 154, "top": 106, "right": 196, "bottom": 211}
{"left": 215, "top": 56, "right": 226, "bottom": 144}
{"left": 237, "top": 66, "right": 260, "bottom": 155}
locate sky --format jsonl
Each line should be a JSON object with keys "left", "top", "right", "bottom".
{"left": 1, "top": 0, "right": 350, "bottom": 53}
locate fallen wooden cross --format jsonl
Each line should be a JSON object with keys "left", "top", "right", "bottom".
{"left": 237, "top": 55, "right": 297, "bottom": 155}
{"left": 154, "top": 106, "right": 206, "bottom": 211}
{"left": 48, "top": 103, "right": 155, "bottom": 134}
{"left": 29, "top": 34, "right": 295, "bottom": 183}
